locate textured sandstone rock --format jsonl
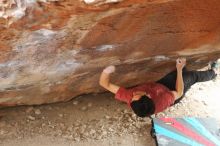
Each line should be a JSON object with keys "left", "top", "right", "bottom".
{"left": 0, "top": 0, "right": 220, "bottom": 106}
{"left": 83, "top": 0, "right": 123, "bottom": 5}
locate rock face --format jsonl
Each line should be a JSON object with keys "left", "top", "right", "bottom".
{"left": 0, "top": 0, "right": 220, "bottom": 106}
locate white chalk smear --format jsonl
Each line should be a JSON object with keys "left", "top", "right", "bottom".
{"left": 84, "top": 0, "right": 96, "bottom": 4}
{"left": 154, "top": 55, "right": 170, "bottom": 62}
{"left": 84, "top": 0, "right": 123, "bottom": 5}
{"left": 35, "top": 29, "right": 57, "bottom": 37}
{"left": 96, "top": 44, "right": 116, "bottom": 52}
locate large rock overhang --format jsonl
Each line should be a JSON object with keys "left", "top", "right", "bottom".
{"left": 0, "top": 0, "right": 220, "bottom": 106}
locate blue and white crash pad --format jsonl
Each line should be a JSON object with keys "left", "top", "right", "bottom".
{"left": 151, "top": 117, "right": 220, "bottom": 146}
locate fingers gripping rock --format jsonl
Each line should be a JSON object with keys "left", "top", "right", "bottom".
{"left": 103, "top": 66, "right": 115, "bottom": 74}
{"left": 176, "top": 58, "right": 186, "bottom": 71}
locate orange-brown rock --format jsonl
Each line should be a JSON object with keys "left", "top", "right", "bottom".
{"left": 0, "top": 0, "right": 220, "bottom": 106}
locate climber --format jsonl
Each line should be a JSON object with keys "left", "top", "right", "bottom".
{"left": 99, "top": 58, "right": 218, "bottom": 117}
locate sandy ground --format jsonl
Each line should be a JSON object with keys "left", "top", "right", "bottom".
{"left": 0, "top": 69, "right": 220, "bottom": 146}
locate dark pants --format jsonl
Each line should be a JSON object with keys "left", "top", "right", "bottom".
{"left": 156, "top": 68, "right": 217, "bottom": 104}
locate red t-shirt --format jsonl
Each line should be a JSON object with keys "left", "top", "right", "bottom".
{"left": 115, "top": 82, "right": 175, "bottom": 114}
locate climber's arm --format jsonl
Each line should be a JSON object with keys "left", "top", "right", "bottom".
{"left": 99, "top": 66, "right": 120, "bottom": 94}
{"left": 171, "top": 58, "right": 186, "bottom": 100}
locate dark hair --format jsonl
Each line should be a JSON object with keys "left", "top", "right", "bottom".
{"left": 130, "top": 95, "right": 155, "bottom": 117}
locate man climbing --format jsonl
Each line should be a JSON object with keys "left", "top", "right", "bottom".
{"left": 99, "top": 58, "right": 218, "bottom": 117}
